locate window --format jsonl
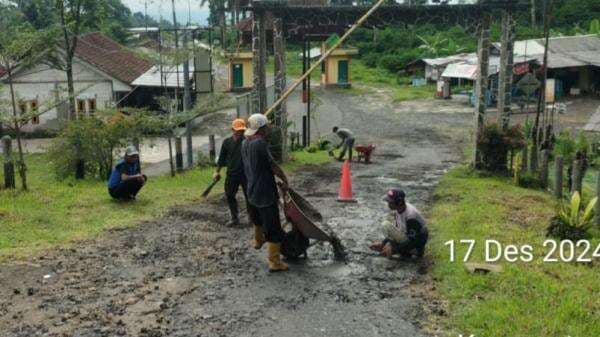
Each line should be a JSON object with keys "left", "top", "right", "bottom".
{"left": 88, "top": 98, "right": 96, "bottom": 115}
{"left": 77, "top": 99, "right": 86, "bottom": 115}
{"left": 30, "top": 100, "right": 39, "bottom": 125}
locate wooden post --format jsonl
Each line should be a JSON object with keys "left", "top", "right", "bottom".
{"left": 1, "top": 136, "right": 15, "bottom": 189}
{"left": 554, "top": 156, "right": 563, "bottom": 199}
{"left": 539, "top": 149, "right": 549, "bottom": 189}
{"left": 571, "top": 159, "right": 582, "bottom": 196}
{"left": 529, "top": 142, "right": 538, "bottom": 172}
{"left": 520, "top": 144, "right": 528, "bottom": 173}
{"left": 175, "top": 136, "right": 183, "bottom": 172}
{"left": 75, "top": 143, "right": 85, "bottom": 180}
{"left": 595, "top": 170, "right": 600, "bottom": 227}
{"left": 209, "top": 135, "right": 216, "bottom": 164}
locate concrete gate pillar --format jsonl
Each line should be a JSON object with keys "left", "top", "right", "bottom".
{"left": 251, "top": 11, "right": 267, "bottom": 115}
{"left": 273, "top": 16, "right": 287, "bottom": 161}
{"left": 498, "top": 9, "right": 515, "bottom": 129}
{"left": 473, "top": 14, "right": 491, "bottom": 168}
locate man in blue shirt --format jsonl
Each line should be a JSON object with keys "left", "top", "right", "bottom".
{"left": 108, "top": 146, "right": 147, "bottom": 201}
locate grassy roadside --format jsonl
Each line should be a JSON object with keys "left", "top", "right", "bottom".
{"left": 428, "top": 166, "right": 599, "bottom": 337}
{"left": 0, "top": 151, "right": 330, "bottom": 260}
{"left": 266, "top": 53, "right": 435, "bottom": 101}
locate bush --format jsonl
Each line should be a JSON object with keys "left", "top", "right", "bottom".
{"left": 477, "top": 123, "right": 525, "bottom": 172}
{"left": 547, "top": 192, "right": 596, "bottom": 240}
{"left": 516, "top": 172, "right": 543, "bottom": 189}
{"left": 48, "top": 111, "right": 148, "bottom": 180}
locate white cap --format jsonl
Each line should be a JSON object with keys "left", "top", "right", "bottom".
{"left": 125, "top": 145, "right": 139, "bottom": 156}
{"left": 244, "top": 114, "right": 269, "bottom": 137}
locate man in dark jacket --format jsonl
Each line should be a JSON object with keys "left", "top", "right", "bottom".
{"left": 332, "top": 126, "right": 355, "bottom": 162}
{"left": 214, "top": 119, "right": 248, "bottom": 227}
{"left": 242, "top": 113, "right": 290, "bottom": 272}
{"left": 108, "top": 146, "right": 147, "bottom": 201}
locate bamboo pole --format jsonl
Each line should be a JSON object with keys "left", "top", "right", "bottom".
{"left": 263, "top": 0, "right": 388, "bottom": 118}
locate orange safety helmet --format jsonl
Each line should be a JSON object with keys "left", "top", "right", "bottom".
{"left": 232, "top": 118, "right": 247, "bottom": 131}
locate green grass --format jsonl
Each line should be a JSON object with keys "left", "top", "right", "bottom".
{"left": 429, "top": 166, "right": 600, "bottom": 337}
{"left": 266, "top": 53, "right": 435, "bottom": 100}
{"left": 0, "top": 150, "right": 329, "bottom": 260}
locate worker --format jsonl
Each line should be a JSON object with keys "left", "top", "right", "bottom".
{"left": 332, "top": 126, "right": 355, "bottom": 162}
{"left": 214, "top": 119, "right": 248, "bottom": 227}
{"left": 108, "top": 146, "right": 147, "bottom": 201}
{"left": 369, "top": 189, "right": 428, "bottom": 259}
{"left": 242, "top": 113, "right": 290, "bottom": 272}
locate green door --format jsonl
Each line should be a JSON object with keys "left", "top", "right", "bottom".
{"left": 232, "top": 63, "right": 244, "bottom": 88}
{"left": 338, "top": 60, "right": 349, "bottom": 84}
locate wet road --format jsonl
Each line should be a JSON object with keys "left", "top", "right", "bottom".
{"left": 0, "top": 88, "right": 472, "bottom": 337}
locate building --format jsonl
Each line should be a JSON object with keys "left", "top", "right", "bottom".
{"left": 0, "top": 32, "right": 153, "bottom": 131}
{"left": 508, "top": 35, "right": 600, "bottom": 97}
{"left": 322, "top": 47, "right": 359, "bottom": 88}
{"left": 226, "top": 52, "right": 253, "bottom": 92}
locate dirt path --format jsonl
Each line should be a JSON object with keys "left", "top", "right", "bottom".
{"left": 0, "top": 89, "right": 472, "bottom": 337}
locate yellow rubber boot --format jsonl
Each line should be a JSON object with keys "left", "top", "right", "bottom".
{"left": 267, "top": 242, "right": 289, "bottom": 272}
{"left": 253, "top": 225, "right": 265, "bottom": 250}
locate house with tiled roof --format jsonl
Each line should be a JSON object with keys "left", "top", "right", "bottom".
{"left": 0, "top": 32, "right": 155, "bottom": 131}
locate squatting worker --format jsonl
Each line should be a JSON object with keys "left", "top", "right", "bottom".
{"left": 369, "top": 189, "right": 429, "bottom": 259}
{"left": 108, "top": 146, "right": 147, "bottom": 201}
{"left": 242, "top": 113, "right": 290, "bottom": 272}
{"left": 332, "top": 126, "right": 355, "bottom": 162}
{"left": 214, "top": 119, "right": 249, "bottom": 227}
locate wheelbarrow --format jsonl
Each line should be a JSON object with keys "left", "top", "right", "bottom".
{"left": 355, "top": 144, "right": 376, "bottom": 163}
{"left": 280, "top": 186, "right": 346, "bottom": 260}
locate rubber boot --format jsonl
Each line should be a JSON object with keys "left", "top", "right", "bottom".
{"left": 253, "top": 226, "right": 265, "bottom": 250}
{"left": 267, "top": 242, "right": 289, "bottom": 272}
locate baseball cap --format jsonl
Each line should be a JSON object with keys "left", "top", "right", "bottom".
{"left": 244, "top": 113, "right": 269, "bottom": 137}
{"left": 384, "top": 189, "right": 406, "bottom": 204}
{"left": 232, "top": 118, "right": 246, "bottom": 131}
{"left": 125, "top": 145, "right": 139, "bottom": 157}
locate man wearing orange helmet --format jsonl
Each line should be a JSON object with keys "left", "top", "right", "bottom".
{"left": 214, "top": 119, "right": 249, "bottom": 227}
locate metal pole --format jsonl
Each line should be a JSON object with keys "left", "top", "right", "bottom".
{"left": 209, "top": 135, "right": 216, "bottom": 164}
{"left": 307, "top": 40, "right": 311, "bottom": 145}
{"left": 302, "top": 116, "right": 307, "bottom": 147}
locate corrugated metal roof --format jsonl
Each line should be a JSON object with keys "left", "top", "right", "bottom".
{"left": 132, "top": 61, "right": 196, "bottom": 88}
{"left": 512, "top": 35, "right": 600, "bottom": 69}
{"left": 441, "top": 62, "right": 478, "bottom": 80}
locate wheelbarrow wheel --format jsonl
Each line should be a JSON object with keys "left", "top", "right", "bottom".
{"left": 281, "top": 230, "right": 310, "bottom": 260}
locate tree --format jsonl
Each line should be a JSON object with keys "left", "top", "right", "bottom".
{"left": 0, "top": 3, "right": 49, "bottom": 190}
{"left": 52, "top": 0, "right": 101, "bottom": 120}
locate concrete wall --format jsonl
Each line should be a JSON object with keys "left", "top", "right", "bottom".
{"left": 0, "top": 59, "right": 130, "bottom": 132}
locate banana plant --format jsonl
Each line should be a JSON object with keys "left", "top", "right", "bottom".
{"left": 558, "top": 192, "right": 597, "bottom": 231}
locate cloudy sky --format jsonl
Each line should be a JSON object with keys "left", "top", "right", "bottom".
{"left": 121, "top": 0, "right": 211, "bottom": 25}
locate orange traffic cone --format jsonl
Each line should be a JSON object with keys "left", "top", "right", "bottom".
{"left": 337, "top": 160, "right": 356, "bottom": 203}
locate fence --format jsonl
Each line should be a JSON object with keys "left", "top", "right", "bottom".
{"left": 235, "top": 85, "right": 275, "bottom": 118}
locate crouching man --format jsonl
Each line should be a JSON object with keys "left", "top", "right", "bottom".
{"left": 370, "top": 189, "right": 428, "bottom": 259}
{"left": 108, "top": 146, "right": 147, "bottom": 201}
